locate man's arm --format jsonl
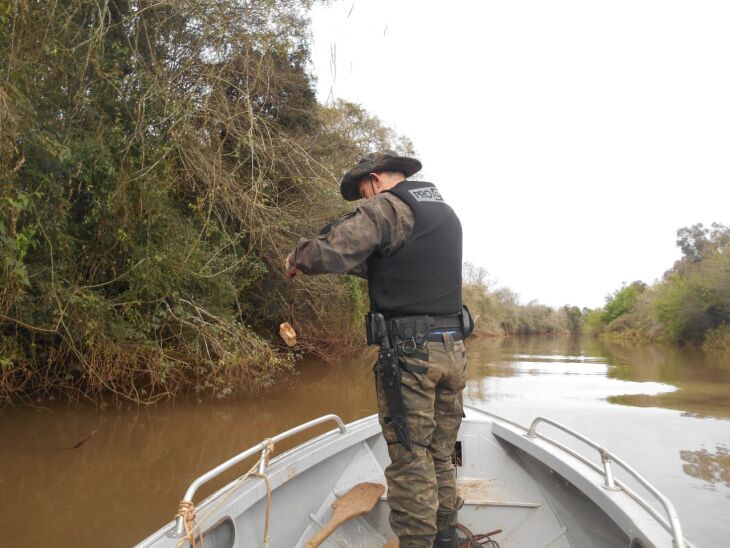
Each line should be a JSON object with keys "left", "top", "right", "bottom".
{"left": 285, "top": 193, "right": 413, "bottom": 278}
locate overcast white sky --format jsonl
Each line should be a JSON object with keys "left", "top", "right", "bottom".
{"left": 309, "top": 1, "right": 730, "bottom": 309}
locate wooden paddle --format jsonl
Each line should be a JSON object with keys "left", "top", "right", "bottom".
{"left": 304, "top": 482, "right": 386, "bottom": 547}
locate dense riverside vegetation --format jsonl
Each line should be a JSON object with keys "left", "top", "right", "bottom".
{"left": 462, "top": 264, "right": 583, "bottom": 336}
{"left": 0, "top": 0, "right": 414, "bottom": 404}
{"left": 5, "top": 3, "right": 721, "bottom": 407}
{"left": 584, "top": 224, "right": 730, "bottom": 351}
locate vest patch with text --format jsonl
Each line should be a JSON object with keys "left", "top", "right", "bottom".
{"left": 408, "top": 187, "right": 444, "bottom": 202}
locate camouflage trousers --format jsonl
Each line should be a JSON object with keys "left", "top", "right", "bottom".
{"left": 375, "top": 332, "right": 467, "bottom": 547}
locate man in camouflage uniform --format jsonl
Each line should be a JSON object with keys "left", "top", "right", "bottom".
{"left": 285, "top": 152, "right": 468, "bottom": 547}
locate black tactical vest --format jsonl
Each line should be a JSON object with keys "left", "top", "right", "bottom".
{"left": 367, "top": 180, "right": 463, "bottom": 316}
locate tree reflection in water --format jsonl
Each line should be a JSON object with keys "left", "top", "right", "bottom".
{"left": 680, "top": 445, "right": 730, "bottom": 488}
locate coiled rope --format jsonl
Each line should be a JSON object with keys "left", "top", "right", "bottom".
{"left": 175, "top": 438, "right": 276, "bottom": 548}
{"left": 457, "top": 523, "right": 502, "bottom": 547}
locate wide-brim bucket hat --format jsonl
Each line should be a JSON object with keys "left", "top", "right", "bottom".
{"left": 340, "top": 151, "right": 422, "bottom": 201}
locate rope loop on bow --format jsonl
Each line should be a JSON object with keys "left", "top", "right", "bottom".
{"left": 175, "top": 500, "right": 204, "bottom": 548}
{"left": 174, "top": 438, "right": 277, "bottom": 548}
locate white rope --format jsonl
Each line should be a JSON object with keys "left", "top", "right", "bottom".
{"left": 175, "top": 439, "right": 276, "bottom": 548}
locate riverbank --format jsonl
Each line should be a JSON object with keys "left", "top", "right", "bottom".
{"left": 463, "top": 264, "right": 583, "bottom": 337}
{"left": 597, "top": 326, "right": 730, "bottom": 353}
{"left": 0, "top": 1, "right": 409, "bottom": 405}
{"left": 583, "top": 223, "right": 730, "bottom": 353}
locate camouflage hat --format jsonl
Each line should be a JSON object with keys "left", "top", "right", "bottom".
{"left": 340, "top": 151, "right": 422, "bottom": 201}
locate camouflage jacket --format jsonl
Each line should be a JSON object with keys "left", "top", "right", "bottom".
{"left": 292, "top": 192, "right": 415, "bottom": 278}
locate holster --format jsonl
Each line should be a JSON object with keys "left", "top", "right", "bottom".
{"left": 368, "top": 312, "right": 413, "bottom": 451}
{"left": 365, "top": 312, "right": 389, "bottom": 346}
{"left": 460, "top": 305, "right": 475, "bottom": 338}
{"left": 376, "top": 344, "right": 412, "bottom": 451}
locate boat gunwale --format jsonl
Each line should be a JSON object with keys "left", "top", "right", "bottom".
{"left": 137, "top": 408, "right": 694, "bottom": 548}
{"left": 135, "top": 414, "right": 382, "bottom": 546}
{"left": 466, "top": 404, "right": 693, "bottom": 548}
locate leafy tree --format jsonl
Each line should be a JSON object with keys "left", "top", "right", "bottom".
{"left": 562, "top": 306, "right": 583, "bottom": 333}
{"left": 673, "top": 223, "right": 730, "bottom": 272}
{"left": 585, "top": 224, "right": 730, "bottom": 347}
{"left": 461, "top": 267, "right": 580, "bottom": 336}
{"left": 0, "top": 0, "right": 410, "bottom": 404}
{"left": 602, "top": 281, "right": 646, "bottom": 325}
{"left": 655, "top": 251, "right": 730, "bottom": 343}
{"left": 582, "top": 308, "right": 605, "bottom": 334}
{"left": 676, "top": 223, "right": 711, "bottom": 262}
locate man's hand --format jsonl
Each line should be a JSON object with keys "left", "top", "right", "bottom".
{"left": 285, "top": 253, "right": 301, "bottom": 279}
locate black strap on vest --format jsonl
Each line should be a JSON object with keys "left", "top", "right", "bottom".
{"left": 367, "top": 180, "right": 463, "bottom": 316}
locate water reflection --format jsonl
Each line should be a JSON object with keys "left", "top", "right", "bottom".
{"left": 680, "top": 445, "right": 730, "bottom": 488}
{"left": 597, "top": 339, "right": 730, "bottom": 419}
{"left": 511, "top": 354, "right": 607, "bottom": 363}
{"left": 465, "top": 335, "right": 678, "bottom": 404}
{"left": 466, "top": 335, "right": 730, "bottom": 419}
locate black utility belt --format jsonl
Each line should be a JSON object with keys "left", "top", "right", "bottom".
{"left": 366, "top": 312, "right": 469, "bottom": 346}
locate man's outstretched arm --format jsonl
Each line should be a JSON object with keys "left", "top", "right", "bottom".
{"left": 285, "top": 193, "right": 413, "bottom": 278}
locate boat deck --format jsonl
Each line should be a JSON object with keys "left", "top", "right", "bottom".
{"left": 294, "top": 422, "right": 627, "bottom": 547}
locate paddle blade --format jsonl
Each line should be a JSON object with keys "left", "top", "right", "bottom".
{"left": 304, "top": 482, "right": 385, "bottom": 547}
{"left": 332, "top": 482, "right": 385, "bottom": 515}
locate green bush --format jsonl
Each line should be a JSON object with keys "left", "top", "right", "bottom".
{"left": 654, "top": 250, "right": 730, "bottom": 343}
{"left": 584, "top": 223, "right": 730, "bottom": 349}
{"left": 602, "top": 282, "right": 646, "bottom": 325}
{"left": 0, "top": 0, "right": 410, "bottom": 404}
{"left": 582, "top": 308, "right": 605, "bottom": 335}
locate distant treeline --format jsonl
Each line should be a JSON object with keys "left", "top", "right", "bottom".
{"left": 583, "top": 223, "right": 730, "bottom": 352}
{"left": 462, "top": 264, "right": 583, "bottom": 337}
{"left": 0, "top": 1, "right": 412, "bottom": 404}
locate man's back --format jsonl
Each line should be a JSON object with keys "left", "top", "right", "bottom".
{"left": 367, "top": 179, "right": 462, "bottom": 316}
{"left": 285, "top": 152, "right": 469, "bottom": 548}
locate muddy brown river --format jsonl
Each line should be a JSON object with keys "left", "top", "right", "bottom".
{"left": 1, "top": 336, "right": 729, "bottom": 547}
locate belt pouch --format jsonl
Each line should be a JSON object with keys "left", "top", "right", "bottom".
{"left": 392, "top": 316, "right": 429, "bottom": 345}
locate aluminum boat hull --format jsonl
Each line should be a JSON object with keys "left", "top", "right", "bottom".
{"left": 137, "top": 407, "right": 692, "bottom": 548}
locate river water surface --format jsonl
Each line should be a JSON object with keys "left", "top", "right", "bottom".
{"left": 1, "top": 336, "right": 729, "bottom": 547}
